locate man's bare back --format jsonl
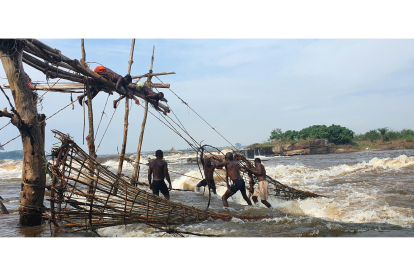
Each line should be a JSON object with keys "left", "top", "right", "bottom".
{"left": 150, "top": 159, "right": 168, "bottom": 181}
{"left": 148, "top": 150, "right": 172, "bottom": 200}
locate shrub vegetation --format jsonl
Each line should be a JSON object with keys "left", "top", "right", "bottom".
{"left": 270, "top": 124, "right": 355, "bottom": 145}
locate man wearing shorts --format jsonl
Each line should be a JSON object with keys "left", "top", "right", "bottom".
{"left": 211, "top": 152, "right": 252, "bottom": 207}
{"left": 246, "top": 158, "right": 272, "bottom": 208}
{"left": 196, "top": 148, "right": 217, "bottom": 194}
{"left": 148, "top": 150, "right": 172, "bottom": 200}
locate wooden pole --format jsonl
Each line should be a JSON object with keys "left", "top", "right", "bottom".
{"left": 0, "top": 39, "right": 46, "bottom": 226}
{"left": 117, "top": 39, "right": 135, "bottom": 178}
{"left": 81, "top": 39, "right": 97, "bottom": 196}
{"left": 131, "top": 46, "right": 154, "bottom": 185}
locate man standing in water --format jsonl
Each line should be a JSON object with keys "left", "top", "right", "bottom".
{"left": 246, "top": 158, "right": 272, "bottom": 208}
{"left": 211, "top": 152, "right": 252, "bottom": 207}
{"left": 148, "top": 150, "right": 172, "bottom": 200}
{"left": 196, "top": 148, "right": 217, "bottom": 194}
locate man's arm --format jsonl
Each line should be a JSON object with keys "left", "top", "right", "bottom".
{"left": 225, "top": 167, "right": 230, "bottom": 189}
{"left": 116, "top": 77, "right": 140, "bottom": 105}
{"left": 164, "top": 162, "right": 172, "bottom": 191}
{"left": 246, "top": 163, "right": 262, "bottom": 175}
{"left": 210, "top": 156, "right": 227, "bottom": 168}
{"left": 148, "top": 165, "right": 153, "bottom": 189}
{"left": 148, "top": 98, "right": 166, "bottom": 115}
{"left": 115, "top": 77, "right": 129, "bottom": 97}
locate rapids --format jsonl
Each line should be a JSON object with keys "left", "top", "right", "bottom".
{"left": 1, "top": 149, "right": 413, "bottom": 237}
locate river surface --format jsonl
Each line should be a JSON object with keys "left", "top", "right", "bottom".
{"left": 1, "top": 149, "right": 414, "bottom": 237}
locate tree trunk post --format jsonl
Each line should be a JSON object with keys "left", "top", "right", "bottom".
{"left": 0, "top": 39, "right": 46, "bottom": 226}
{"left": 131, "top": 46, "right": 154, "bottom": 185}
{"left": 117, "top": 39, "right": 135, "bottom": 177}
{"left": 80, "top": 40, "right": 97, "bottom": 197}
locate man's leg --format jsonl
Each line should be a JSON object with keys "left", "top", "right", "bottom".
{"left": 77, "top": 95, "right": 84, "bottom": 106}
{"left": 240, "top": 186, "right": 252, "bottom": 205}
{"left": 261, "top": 200, "right": 272, "bottom": 208}
{"left": 160, "top": 181, "right": 170, "bottom": 200}
{"left": 221, "top": 189, "right": 234, "bottom": 207}
{"left": 196, "top": 179, "right": 207, "bottom": 188}
{"left": 84, "top": 90, "right": 100, "bottom": 106}
{"left": 152, "top": 186, "right": 159, "bottom": 196}
{"left": 128, "top": 92, "right": 140, "bottom": 105}
{"left": 208, "top": 181, "right": 217, "bottom": 194}
{"left": 113, "top": 95, "right": 125, "bottom": 108}
{"left": 252, "top": 196, "right": 258, "bottom": 204}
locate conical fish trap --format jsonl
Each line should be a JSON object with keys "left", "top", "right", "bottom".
{"left": 48, "top": 130, "right": 276, "bottom": 232}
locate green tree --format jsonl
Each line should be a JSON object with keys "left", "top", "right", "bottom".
{"left": 364, "top": 130, "right": 381, "bottom": 142}
{"left": 377, "top": 127, "right": 388, "bottom": 135}
{"left": 401, "top": 129, "right": 414, "bottom": 139}
{"left": 268, "top": 124, "right": 354, "bottom": 145}
{"left": 385, "top": 130, "right": 402, "bottom": 141}
{"left": 269, "top": 128, "right": 283, "bottom": 141}
{"left": 377, "top": 127, "right": 388, "bottom": 141}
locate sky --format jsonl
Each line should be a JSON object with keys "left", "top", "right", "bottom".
{"left": 1, "top": 39, "right": 414, "bottom": 154}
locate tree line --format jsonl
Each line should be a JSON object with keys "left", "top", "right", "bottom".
{"left": 355, "top": 128, "right": 414, "bottom": 143}
{"left": 270, "top": 125, "right": 414, "bottom": 145}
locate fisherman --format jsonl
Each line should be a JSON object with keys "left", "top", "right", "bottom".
{"left": 76, "top": 65, "right": 139, "bottom": 107}
{"left": 210, "top": 152, "right": 252, "bottom": 207}
{"left": 113, "top": 82, "right": 167, "bottom": 115}
{"left": 245, "top": 158, "right": 272, "bottom": 208}
{"left": 196, "top": 148, "right": 217, "bottom": 194}
{"left": 148, "top": 150, "right": 172, "bottom": 200}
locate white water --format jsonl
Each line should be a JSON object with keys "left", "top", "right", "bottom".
{"left": 2, "top": 151, "right": 414, "bottom": 237}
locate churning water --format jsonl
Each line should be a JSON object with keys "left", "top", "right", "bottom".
{"left": 1, "top": 149, "right": 413, "bottom": 237}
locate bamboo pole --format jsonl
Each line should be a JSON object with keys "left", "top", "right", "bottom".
{"left": 131, "top": 46, "right": 154, "bottom": 185}
{"left": 116, "top": 39, "right": 135, "bottom": 179}
{"left": 132, "top": 71, "right": 175, "bottom": 79}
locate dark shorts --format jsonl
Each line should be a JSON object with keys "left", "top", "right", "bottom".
{"left": 229, "top": 178, "right": 246, "bottom": 194}
{"left": 197, "top": 179, "right": 216, "bottom": 189}
{"left": 152, "top": 180, "right": 169, "bottom": 196}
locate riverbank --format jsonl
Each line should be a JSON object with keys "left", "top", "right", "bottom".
{"left": 245, "top": 139, "right": 414, "bottom": 157}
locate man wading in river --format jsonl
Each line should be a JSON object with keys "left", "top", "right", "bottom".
{"left": 148, "top": 150, "right": 172, "bottom": 200}
{"left": 196, "top": 148, "right": 218, "bottom": 194}
{"left": 246, "top": 158, "right": 272, "bottom": 208}
{"left": 211, "top": 152, "right": 252, "bottom": 207}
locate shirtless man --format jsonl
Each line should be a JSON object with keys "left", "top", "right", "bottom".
{"left": 77, "top": 65, "right": 139, "bottom": 107}
{"left": 246, "top": 158, "right": 272, "bottom": 208}
{"left": 211, "top": 152, "right": 252, "bottom": 207}
{"left": 113, "top": 82, "right": 166, "bottom": 115}
{"left": 148, "top": 150, "right": 172, "bottom": 200}
{"left": 196, "top": 148, "right": 217, "bottom": 194}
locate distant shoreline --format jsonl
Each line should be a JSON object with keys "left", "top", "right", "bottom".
{"left": 246, "top": 139, "right": 414, "bottom": 157}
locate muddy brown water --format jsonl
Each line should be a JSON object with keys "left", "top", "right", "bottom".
{"left": 1, "top": 149, "right": 413, "bottom": 237}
